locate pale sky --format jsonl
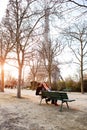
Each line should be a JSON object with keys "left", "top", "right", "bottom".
{"left": 0, "top": 0, "right": 85, "bottom": 80}
{"left": 0, "top": 0, "right": 78, "bottom": 80}
{"left": 0, "top": 0, "right": 9, "bottom": 21}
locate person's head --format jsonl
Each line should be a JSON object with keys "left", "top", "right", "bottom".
{"left": 37, "top": 82, "right": 43, "bottom": 88}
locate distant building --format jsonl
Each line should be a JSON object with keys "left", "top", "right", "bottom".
{"left": 27, "top": 63, "right": 63, "bottom": 85}
{"left": 36, "top": 64, "right": 63, "bottom": 83}
{"left": 36, "top": 64, "right": 48, "bottom": 82}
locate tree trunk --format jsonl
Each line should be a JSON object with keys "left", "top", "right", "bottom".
{"left": 80, "top": 61, "right": 84, "bottom": 94}
{"left": 17, "top": 66, "right": 22, "bottom": 98}
{"left": 80, "top": 42, "right": 84, "bottom": 94}
{"left": 32, "top": 75, "right": 36, "bottom": 90}
{"left": 0, "top": 62, "right": 4, "bottom": 92}
{"left": 48, "top": 71, "right": 51, "bottom": 87}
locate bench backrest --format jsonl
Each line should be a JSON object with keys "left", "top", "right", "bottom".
{"left": 42, "top": 91, "right": 68, "bottom": 100}
{"left": 59, "top": 92, "right": 68, "bottom": 99}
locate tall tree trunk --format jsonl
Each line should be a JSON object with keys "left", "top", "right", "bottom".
{"left": 81, "top": 42, "right": 84, "bottom": 94}
{"left": 81, "top": 69, "right": 84, "bottom": 94}
{"left": 0, "top": 61, "right": 4, "bottom": 92}
{"left": 32, "top": 75, "right": 36, "bottom": 90}
{"left": 17, "top": 66, "right": 22, "bottom": 98}
{"left": 48, "top": 71, "right": 51, "bottom": 87}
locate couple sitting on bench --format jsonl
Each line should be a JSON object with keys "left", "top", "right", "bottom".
{"left": 36, "top": 82, "right": 58, "bottom": 106}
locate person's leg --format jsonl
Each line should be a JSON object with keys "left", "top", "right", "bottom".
{"left": 54, "top": 100, "right": 59, "bottom": 106}
{"left": 46, "top": 98, "right": 50, "bottom": 104}
{"left": 51, "top": 99, "right": 59, "bottom": 106}
{"left": 51, "top": 99, "right": 55, "bottom": 104}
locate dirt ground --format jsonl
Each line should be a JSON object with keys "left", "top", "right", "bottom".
{"left": 0, "top": 89, "right": 87, "bottom": 130}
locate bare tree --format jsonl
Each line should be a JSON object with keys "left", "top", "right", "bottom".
{"left": 38, "top": 0, "right": 64, "bottom": 86}
{"left": 68, "top": 0, "right": 87, "bottom": 8}
{"left": 3, "top": 0, "right": 46, "bottom": 98}
{"left": 0, "top": 23, "right": 14, "bottom": 92}
{"left": 39, "top": 39, "right": 64, "bottom": 85}
{"left": 67, "top": 0, "right": 87, "bottom": 20}
{"left": 0, "top": 0, "right": 77, "bottom": 93}
{"left": 29, "top": 50, "right": 41, "bottom": 89}
{"left": 63, "top": 21, "right": 87, "bottom": 93}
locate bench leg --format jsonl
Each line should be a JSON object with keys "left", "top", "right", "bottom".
{"left": 40, "top": 98, "right": 42, "bottom": 105}
{"left": 59, "top": 102, "right": 69, "bottom": 111}
{"left": 40, "top": 98, "right": 47, "bottom": 105}
{"left": 66, "top": 102, "right": 69, "bottom": 109}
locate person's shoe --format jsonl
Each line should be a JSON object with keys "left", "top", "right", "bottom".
{"left": 55, "top": 103, "right": 59, "bottom": 106}
{"left": 51, "top": 101, "right": 54, "bottom": 104}
{"left": 46, "top": 99, "right": 49, "bottom": 104}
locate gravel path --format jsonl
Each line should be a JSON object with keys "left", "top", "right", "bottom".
{"left": 0, "top": 89, "right": 86, "bottom": 130}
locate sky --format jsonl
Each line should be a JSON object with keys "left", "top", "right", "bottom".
{"left": 0, "top": 0, "right": 78, "bottom": 80}
{"left": 0, "top": 0, "right": 9, "bottom": 21}
{"left": 0, "top": 0, "right": 86, "bottom": 81}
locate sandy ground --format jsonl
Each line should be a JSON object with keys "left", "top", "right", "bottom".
{"left": 0, "top": 88, "right": 87, "bottom": 130}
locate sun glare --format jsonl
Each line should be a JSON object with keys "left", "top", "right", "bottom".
{"left": 4, "top": 64, "right": 18, "bottom": 79}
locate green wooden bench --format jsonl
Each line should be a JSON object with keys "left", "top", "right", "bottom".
{"left": 40, "top": 91, "right": 75, "bottom": 111}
